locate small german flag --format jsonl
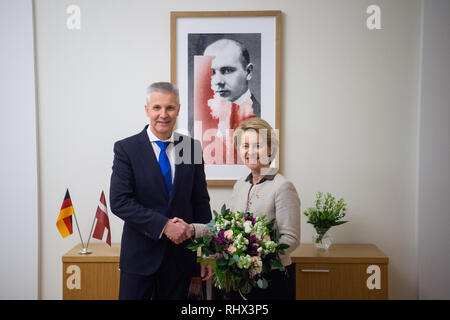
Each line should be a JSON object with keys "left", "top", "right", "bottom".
{"left": 57, "top": 189, "right": 74, "bottom": 238}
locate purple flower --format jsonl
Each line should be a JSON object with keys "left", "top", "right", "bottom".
{"left": 244, "top": 215, "right": 256, "bottom": 225}
{"left": 248, "top": 243, "right": 259, "bottom": 255}
{"left": 245, "top": 235, "right": 259, "bottom": 255}
{"left": 213, "top": 230, "right": 226, "bottom": 245}
{"left": 248, "top": 235, "right": 258, "bottom": 244}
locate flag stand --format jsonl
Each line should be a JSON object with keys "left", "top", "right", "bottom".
{"left": 83, "top": 216, "right": 97, "bottom": 254}
{"left": 73, "top": 213, "right": 91, "bottom": 255}
{"left": 79, "top": 247, "right": 92, "bottom": 254}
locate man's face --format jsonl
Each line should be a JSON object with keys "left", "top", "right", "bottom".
{"left": 204, "top": 42, "right": 252, "bottom": 102}
{"left": 145, "top": 91, "right": 180, "bottom": 140}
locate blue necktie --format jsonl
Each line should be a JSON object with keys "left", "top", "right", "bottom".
{"left": 155, "top": 141, "right": 173, "bottom": 197}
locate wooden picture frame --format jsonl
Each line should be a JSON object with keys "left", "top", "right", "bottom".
{"left": 171, "top": 11, "right": 282, "bottom": 187}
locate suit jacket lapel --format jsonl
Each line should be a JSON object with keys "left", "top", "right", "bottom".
{"left": 251, "top": 94, "right": 261, "bottom": 117}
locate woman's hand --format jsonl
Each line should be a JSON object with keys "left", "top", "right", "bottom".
{"left": 201, "top": 264, "right": 214, "bottom": 281}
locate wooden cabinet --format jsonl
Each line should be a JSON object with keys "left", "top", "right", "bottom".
{"left": 291, "top": 244, "right": 389, "bottom": 300}
{"left": 62, "top": 243, "right": 204, "bottom": 300}
{"left": 62, "top": 243, "right": 120, "bottom": 300}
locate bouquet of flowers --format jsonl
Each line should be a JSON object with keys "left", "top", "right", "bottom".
{"left": 187, "top": 205, "right": 289, "bottom": 295}
{"left": 303, "top": 192, "right": 348, "bottom": 241}
{"left": 303, "top": 192, "right": 348, "bottom": 250}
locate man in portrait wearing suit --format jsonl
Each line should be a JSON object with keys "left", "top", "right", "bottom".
{"left": 203, "top": 38, "right": 260, "bottom": 136}
{"left": 110, "top": 82, "right": 213, "bottom": 300}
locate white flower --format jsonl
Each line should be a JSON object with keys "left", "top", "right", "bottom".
{"left": 243, "top": 220, "right": 253, "bottom": 234}
{"left": 231, "top": 217, "right": 243, "bottom": 229}
{"left": 237, "top": 254, "right": 252, "bottom": 269}
{"left": 233, "top": 233, "right": 249, "bottom": 251}
{"left": 254, "top": 221, "right": 269, "bottom": 239}
{"left": 258, "top": 241, "right": 277, "bottom": 255}
{"left": 215, "top": 214, "right": 228, "bottom": 231}
{"left": 265, "top": 241, "right": 277, "bottom": 253}
{"left": 249, "top": 256, "right": 263, "bottom": 278}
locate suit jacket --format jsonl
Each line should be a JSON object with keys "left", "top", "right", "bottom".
{"left": 250, "top": 94, "right": 260, "bottom": 118}
{"left": 109, "top": 125, "right": 212, "bottom": 276}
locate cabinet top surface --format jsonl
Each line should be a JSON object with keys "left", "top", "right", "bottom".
{"left": 62, "top": 243, "right": 120, "bottom": 262}
{"left": 62, "top": 243, "right": 388, "bottom": 263}
{"left": 290, "top": 243, "right": 389, "bottom": 263}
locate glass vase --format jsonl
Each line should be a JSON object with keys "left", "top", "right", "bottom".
{"left": 312, "top": 228, "right": 332, "bottom": 251}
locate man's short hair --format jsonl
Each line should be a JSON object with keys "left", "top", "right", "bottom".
{"left": 146, "top": 82, "right": 179, "bottom": 104}
{"left": 204, "top": 39, "right": 251, "bottom": 69}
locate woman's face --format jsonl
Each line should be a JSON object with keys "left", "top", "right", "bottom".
{"left": 239, "top": 129, "right": 271, "bottom": 171}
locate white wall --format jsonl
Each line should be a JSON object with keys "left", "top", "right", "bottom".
{"left": 34, "top": 0, "right": 422, "bottom": 299}
{"left": 418, "top": 0, "right": 450, "bottom": 300}
{"left": 0, "top": 0, "right": 39, "bottom": 299}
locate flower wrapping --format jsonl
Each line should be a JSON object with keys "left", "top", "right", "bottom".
{"left": 187, "top": 205, "right": 289, "bottom": 295}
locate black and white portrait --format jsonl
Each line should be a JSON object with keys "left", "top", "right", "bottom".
{"left": 188, "top": 33, "right": 261, "bottom": 137}
{"left": 172, "top": 12, "right": 280, "bottom": 182}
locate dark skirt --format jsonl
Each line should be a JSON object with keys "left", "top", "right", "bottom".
{"left": 213, "top": 264, "right": 296, "bottom": 300}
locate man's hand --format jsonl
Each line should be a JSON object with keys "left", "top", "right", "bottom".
{"left": 163, "top": 218, "right": 193, "bottom": 244}
{"left": 201, "top": 264, "right": 214, "bottom": 281}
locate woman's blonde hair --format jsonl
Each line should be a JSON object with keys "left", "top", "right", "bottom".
{"left": 233, "top": 117, "right": 279, "bottom": 161}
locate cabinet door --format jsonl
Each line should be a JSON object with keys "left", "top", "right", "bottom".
{"left": 63, "top": 262, "right": 120, "bottom": 300}
{"left": 295, "top": 263, "right": 387, "bottom": 300}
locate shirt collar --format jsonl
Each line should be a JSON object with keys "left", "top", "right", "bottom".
{"left": 245, "top": 167, "right": 278, "bottom": 185}
{"left": 146, "top": 126, "right": 175, "bottom": 143}
{"left": 234, "top": 89, "right": 251, "bottom": 106}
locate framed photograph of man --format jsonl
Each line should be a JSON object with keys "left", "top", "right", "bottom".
{"left": 171, "top": 11, "right": 281, "bottom": 186}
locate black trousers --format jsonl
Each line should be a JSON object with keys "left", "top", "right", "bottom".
{"left": 118, "top": 248, "right": 192, "bottom": 300}
{"left": 213, "top": 264, "right": 296, "bottom": 300}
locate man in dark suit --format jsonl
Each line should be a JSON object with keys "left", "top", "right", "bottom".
{"left": 110, "top": 82, "right": 213, "bottom": 300}
{"left": 197, "top": 39, "right": 260, "bottom": 165}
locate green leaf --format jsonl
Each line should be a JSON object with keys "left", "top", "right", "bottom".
{"left": 202, "top": 247, "right": 213, "bottom": 256}
{"left": 197, "top": 257, "right": 217, "bottom": 268}
{"left": 217, "top": 259, "right": 228, "bottom": 267}
{"left": 257, "top": 278, "right": 268, "bottom": 289}
{"left": 304, "top": 192, "right": 348, "bottom": 229}
{"left": 333, "top": 220, "right": 348, "bottom": 226}
{"left": 221, "top": 204, "right": 227, "bottom": 216}
{"left": 270, "top": 259, "right": 284, "bottom": 269}
{"left": 186, "top": 244, "right": 197, "bottom": 251}
{"left": 240, "top": 281, "right": 252, "bottom": 294}
{"left": 278, "top": 243, "right": 290, "bottom": 250}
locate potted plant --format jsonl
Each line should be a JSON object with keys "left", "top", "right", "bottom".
{"left": 303, "top": 192, "right": 348, "bottom": 251}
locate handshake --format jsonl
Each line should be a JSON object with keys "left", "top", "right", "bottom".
{"left": 162, "top": 217, "right": 214, "bottom": 281}
{"left": 163, "top": 217, "right": 194, "bottom": 244}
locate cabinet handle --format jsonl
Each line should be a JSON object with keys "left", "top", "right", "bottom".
{"left": 301, "top": 269, "right": 330, "bottom": 273}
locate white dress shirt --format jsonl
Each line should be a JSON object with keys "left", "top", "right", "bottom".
{"left": 233, "top": 88, "right": 252, "bottom": 105}
{"left": 146, "top": 126, "right": 176, "bottom": 183}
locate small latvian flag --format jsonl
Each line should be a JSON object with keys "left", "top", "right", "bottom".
{"left": 92, "top": 191, "right": 111, "bottom": 246}
{"left": 57, "top": 189, "right": 74, "bottom": 238}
